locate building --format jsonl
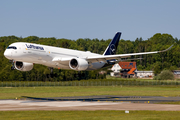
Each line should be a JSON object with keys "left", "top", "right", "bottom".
{"left": 111, "top": 62, "right": 154, "bottom": 78}
{"left": 119, "top": 62, "right": 136, "bottom": 78}
{"left": 173, "top": 70, "right": 180, "bottom": 79}
{"left": 110, "top": 63, "right": 122, "bottom": 76}
{"left": 135, "top": 70, "right": 154, "bottom": 78}
{"left": 111, "top": 62, "right": 136, "bottom": 78}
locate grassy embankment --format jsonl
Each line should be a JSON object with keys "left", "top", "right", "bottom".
{"left": 1, "top": 78, "right": 180, "bottom": 87}
{"left": 1, "top": 111, "right": 180, "bottom": 120}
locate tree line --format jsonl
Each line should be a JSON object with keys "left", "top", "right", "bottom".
{"left": 0, "top": 33, "right": 179, "bottom": 81}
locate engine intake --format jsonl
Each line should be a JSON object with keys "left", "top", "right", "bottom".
{"left": 14, "top": 61, "right": 33, "bottom": 71}
{"left": 69, "top": 58, "right": 88, "bottom": 71}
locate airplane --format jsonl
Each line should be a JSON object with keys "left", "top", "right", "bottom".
{"left": 4, "top": 32, "right": 173, "bottom": 72}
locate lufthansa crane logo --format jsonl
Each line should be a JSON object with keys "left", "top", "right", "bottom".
{"left": 110, "top": 44, "right": 116, "bottom": 54}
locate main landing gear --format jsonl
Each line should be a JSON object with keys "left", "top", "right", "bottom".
{"left": 48, "top": 67, "right": 57, "bottom": 78}
{"left": 48, "top": 67, "right": 54, "bottom": 73}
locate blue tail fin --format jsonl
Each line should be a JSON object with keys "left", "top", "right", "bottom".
{"left": 103, "top": 32, "right": 121, "bottom": 55}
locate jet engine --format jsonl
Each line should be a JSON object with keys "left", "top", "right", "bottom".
{"left": 69, "top": 58, "right": 89, "bottom": 71}
{"left": 14, "top": 61, "right": 33, "bottom": 71}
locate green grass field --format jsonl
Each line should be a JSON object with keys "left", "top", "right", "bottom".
{"left": 1, "top": 86, "right": 180, "bottom": 99}
{"left": 0, "top": 111, "right": 180, "bottom": 120}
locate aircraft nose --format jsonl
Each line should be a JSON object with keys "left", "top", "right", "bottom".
{"left": 4, "top": 50, "right": 11, "bottom": 59}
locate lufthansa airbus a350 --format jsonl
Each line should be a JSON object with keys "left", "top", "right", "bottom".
{"left": 4, "top": 32, "right": 173, "bottom": 72}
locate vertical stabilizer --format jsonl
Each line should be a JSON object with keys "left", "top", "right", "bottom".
{"left": 103, "top": 32, "right": 121, "bottom": 55}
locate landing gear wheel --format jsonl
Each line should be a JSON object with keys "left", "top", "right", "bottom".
{"left": 11, "top": 66, "right": 15, "bottom": 70}
{"left": 48, "top": 67, "right": 54, "bottom": 73}
{"left": 48, "top": 67, "right": 54, "bottom": 78}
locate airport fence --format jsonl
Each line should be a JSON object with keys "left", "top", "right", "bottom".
{"left": 0, "top": 80, "right": 180, "bottom": 87}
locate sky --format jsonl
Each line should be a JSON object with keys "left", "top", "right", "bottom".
{"left": 0, "top": 0, "right": 180, "bottom": 41}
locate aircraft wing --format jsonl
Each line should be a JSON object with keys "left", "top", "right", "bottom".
{"left": 86, "top": 45, "right": 173, "bottom": 63}
{"left": 52, "top": 45, "right": 173, "bottom": 63}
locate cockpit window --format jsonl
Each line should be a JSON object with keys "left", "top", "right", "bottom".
{"left": 7, "top": 46, "right": 17, "bottom": 49}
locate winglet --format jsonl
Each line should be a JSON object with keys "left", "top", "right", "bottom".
{"left": 158, "top": 45, "right": 173, "bottom": 53}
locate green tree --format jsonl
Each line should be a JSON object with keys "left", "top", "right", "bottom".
{"left": 153, "top": 62, "right": 162, "bottom": 75}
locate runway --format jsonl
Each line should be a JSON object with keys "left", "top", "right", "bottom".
{"left": 1, "top": 95, "right": 180, "bottom": 111}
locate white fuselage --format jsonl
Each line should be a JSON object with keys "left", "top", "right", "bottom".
{"left": 4, "top": 42, "right": 105, "bottom": 70}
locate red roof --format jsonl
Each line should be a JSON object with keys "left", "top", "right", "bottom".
{"left": 118, "top": 62, "right": 136, "bottom": 69}
{"left": 127, "top": 68, "right": 136, "bottom": 74}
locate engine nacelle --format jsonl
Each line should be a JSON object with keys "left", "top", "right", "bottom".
{"left": 69, "top": 58, "right": 88, "bottom": 71}
{"left": 14, "top": 61, "right": 33, "bottom": 71}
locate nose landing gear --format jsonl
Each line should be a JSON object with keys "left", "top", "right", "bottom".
{"left": 10, "top": 60, "right": 15, "bottom": 70}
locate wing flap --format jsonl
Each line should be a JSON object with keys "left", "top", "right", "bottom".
{"left": 52, "top": 57, "right": 72, "bottom": 62}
